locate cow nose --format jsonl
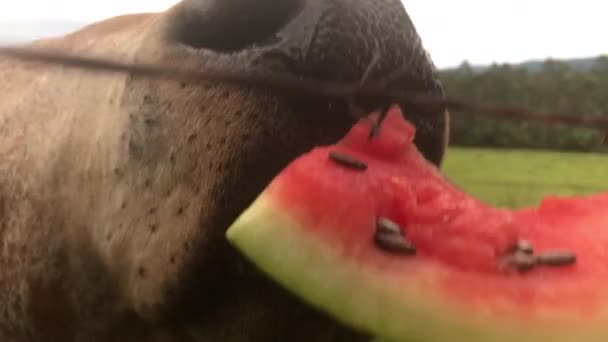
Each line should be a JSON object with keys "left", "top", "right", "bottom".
{"left": 170, "top": 0, "right": 304, "bottom": 52}
{"left": 167, "top": 0, "right": 447, "bottom": 165}
{"left": 169, "top": 0, "right": 439, "bottom": 89}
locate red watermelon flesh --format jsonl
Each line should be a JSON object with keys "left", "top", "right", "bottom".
{"left": 226, "top": 105, "right": 608, "bottom": 342}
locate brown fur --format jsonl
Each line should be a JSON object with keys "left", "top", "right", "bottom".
{"left": 0, "top": 1, "right": 448, "bottom": 341}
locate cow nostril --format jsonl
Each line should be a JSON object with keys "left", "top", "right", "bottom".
{"left": 170, "top": 0, "right": 304, "bottom": 53}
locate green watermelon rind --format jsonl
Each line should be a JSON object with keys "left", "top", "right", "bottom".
{"left": 226, "top": 192, "right": 608, "bottom": 342}
{"left": 226, "top": 195, "right": 439, "bottom": 340}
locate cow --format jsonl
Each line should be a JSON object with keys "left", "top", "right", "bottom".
{"left": 0, "top": 0, "right": 449, "bottom": 341}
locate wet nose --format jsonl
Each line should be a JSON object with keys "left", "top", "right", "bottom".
{"left": 167, "top": 0, "right": 447, "bottom": 166}
{"left": 169, "top": 0, "right": 439, "bottom": 88}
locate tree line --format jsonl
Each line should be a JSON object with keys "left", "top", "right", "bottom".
{"left": 439, "top": 55, "right": 608, "bottom": 152}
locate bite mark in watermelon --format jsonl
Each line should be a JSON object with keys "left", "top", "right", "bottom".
{"left": 226, "top": 106, "right": 608, "bottom": 341}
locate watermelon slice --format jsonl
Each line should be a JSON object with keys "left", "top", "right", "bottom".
{"left": 226, "top": 105, "right": 608, "bottom": 342}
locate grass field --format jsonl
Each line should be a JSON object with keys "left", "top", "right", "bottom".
{"left": 441, "top": 147, "right": 608, "bottom": 208}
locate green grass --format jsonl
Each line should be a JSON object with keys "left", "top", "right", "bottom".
{"left": 441, "top": 147, "right": 608, "bottom": 208}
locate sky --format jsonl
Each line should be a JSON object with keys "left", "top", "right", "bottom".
{"left": 0, "top": 0, "right": 606, "bottom": 68}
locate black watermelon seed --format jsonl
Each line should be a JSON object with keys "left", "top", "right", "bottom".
{"left": 536, "top": 251, "right": 576, "bottom": 267}
{"left": 377, "top": 217, "right": 402, "bottom": 236}
{"left": 504, "top": 250, "right": 537, "bottom": 272}
{"left": 374, "top": 233, "right": 416, "bottom": 255}
{"left": 517, "top": 240, "right": 534, "bottom": 255}
{"left": 328, "top": 151, "right": 367, "bottom": 170}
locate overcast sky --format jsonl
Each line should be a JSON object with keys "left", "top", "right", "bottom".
{"left": 0, "top": 0, "right": 606, "bottom": 68}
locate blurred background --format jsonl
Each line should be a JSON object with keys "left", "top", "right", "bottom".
{"left": 1, "top": 0, "right": 607, "bottom": 208}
